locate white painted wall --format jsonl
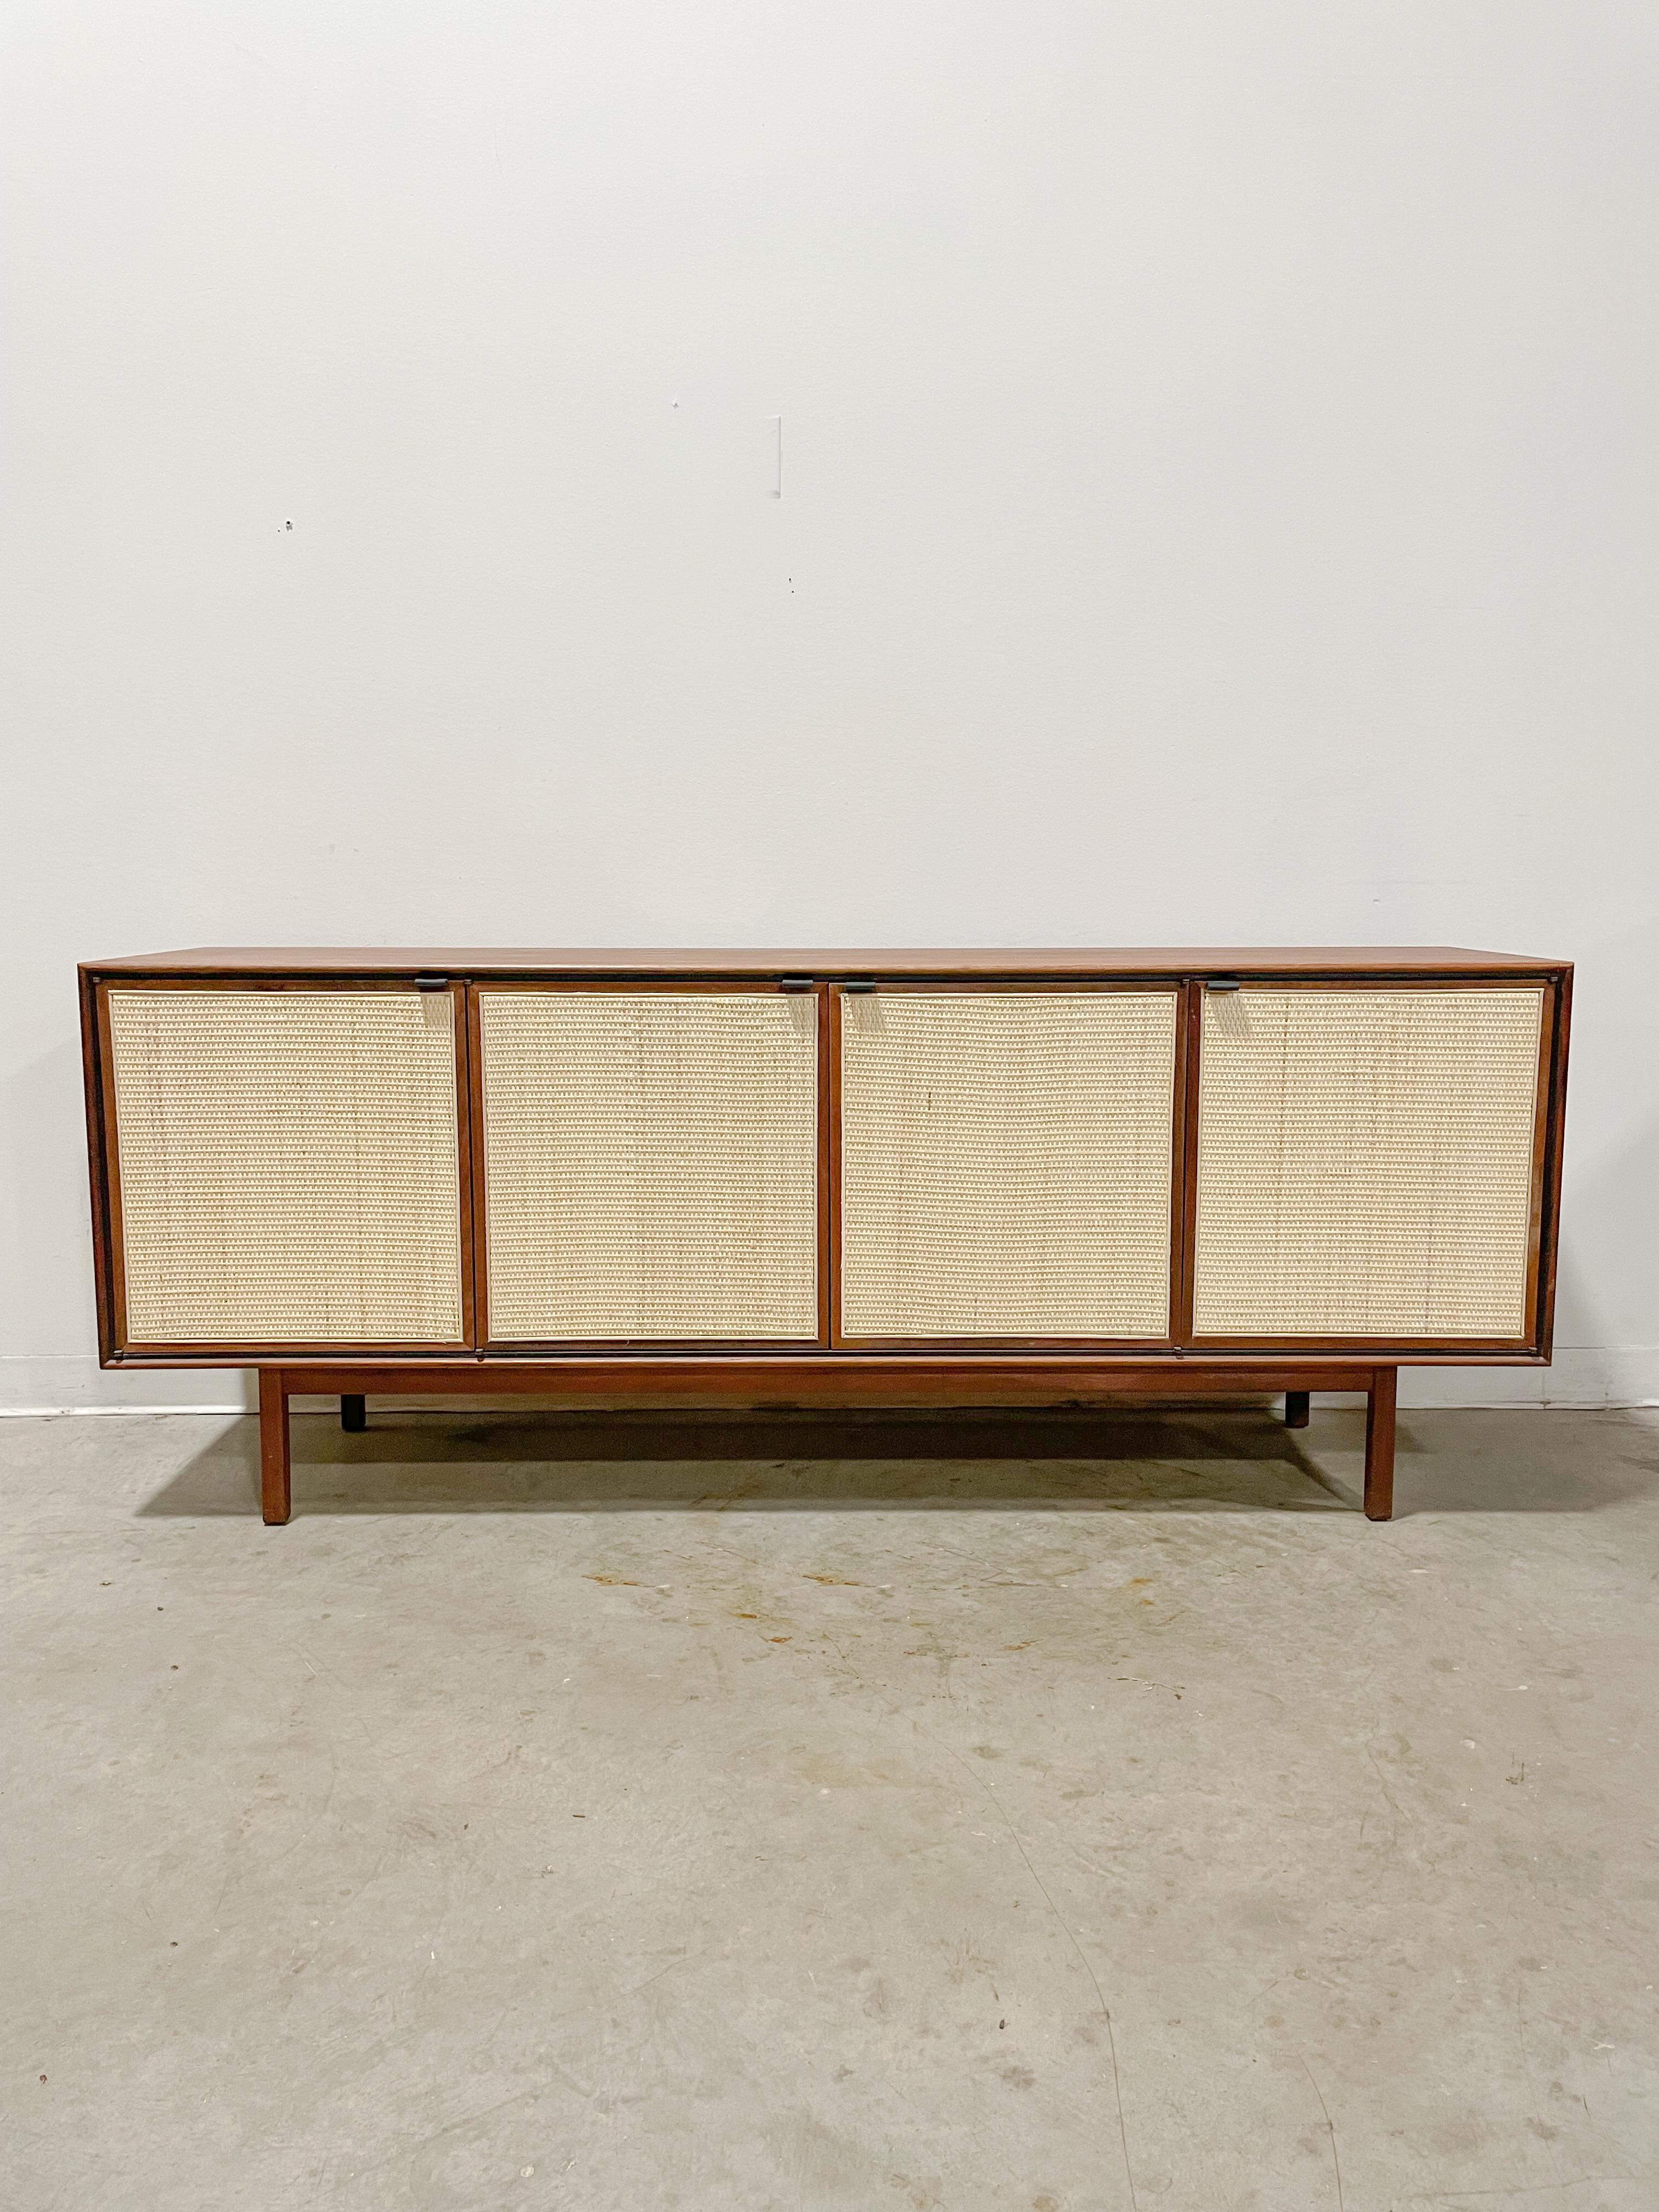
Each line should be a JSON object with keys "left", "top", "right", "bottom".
{"left": 4, "top": 2, "right": 1657, "bottom": 1412}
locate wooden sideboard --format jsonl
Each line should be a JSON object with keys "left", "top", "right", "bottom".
{"left": 78, "top": 947, "right": 1572, "bottom": 1523}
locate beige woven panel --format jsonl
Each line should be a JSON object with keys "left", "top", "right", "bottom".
{"left": 108, "top": 989, "right": 464, "bottom": 1345}
{"left": 479, "top": 991, "right": 819, "bottom": 1341}
{"left": 840, "top": 991, "right": 1178, "bottom": 1339}
{"left": 1193, "top": 986, "right": 1545, "bottom": 1339}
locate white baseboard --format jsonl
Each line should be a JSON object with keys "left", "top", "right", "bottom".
{"left": 2, "top": 1348, "right": 1656, "bottom": 1417}
{"left": 0, "top": 1357, "right": 255, "bottom": 1413}
{"left": 1397, "top": 1348, "right": 1659, "bottom": 1409}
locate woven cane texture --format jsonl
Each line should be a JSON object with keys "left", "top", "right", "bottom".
{"left": 479, "top": 991, "right": 819, "bottom": 1341}
{"left": 109, "top": 990, "right": 464, "bottom": 1344}
{"left": 1193, "top": 986, "right": 1545, "bottom": 1338}
{"left": 840, "top": 991, "right": 1178, "bottom": 1339}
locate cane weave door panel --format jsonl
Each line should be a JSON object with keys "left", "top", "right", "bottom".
{"left": 477, "top": 990, "right": 819, "bottom": 1342}
{"left": 839, "top": 990, "right": 1179, "bottom": 1340}
{"left": 1192, "top": 985, "right": 1546, "bottom": 1340}
{"left": 106, "top": 988, "right": 465, "bottom": 1346}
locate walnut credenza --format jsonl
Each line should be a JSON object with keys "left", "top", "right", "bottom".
{"left": 78, "top": 947, "right": 1571, "bottom": 1523}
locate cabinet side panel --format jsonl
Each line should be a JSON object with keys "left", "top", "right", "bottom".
{"left": 840, "top": 991, "right": 1177, "bottom": 1339}
{"left": 81, "top": 968, "right": 117, "bottom": 1362}
{"left": 479, "top": 991, "right": 819, "bottom": 1342}
{"left": 108, "top": 989, "right": 465, "bottom": 1344}
{"left": 1192, "top": 985, "right": 1544, "bottom": 1339}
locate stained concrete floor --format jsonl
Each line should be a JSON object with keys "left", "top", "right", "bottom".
{"left": 4, "top": 1403, "right": 1658, "bottom": 2212}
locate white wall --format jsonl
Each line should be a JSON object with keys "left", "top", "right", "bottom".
{"left": 3, "top": 2, "right": 1657, "bottom": 1412}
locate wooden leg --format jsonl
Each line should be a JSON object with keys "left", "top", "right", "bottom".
{"left": 259, "top": 1369, "right": 291, "bottom": 1525}
{"left": 341, "top": 1394, "right": 366, "bottom": 1433}
{"left": 1364, "top": 1367, "right": 1396, "bottom": 1522}
{"left": 1284, "top": 1390, "right": 1310, "bottom": 1430}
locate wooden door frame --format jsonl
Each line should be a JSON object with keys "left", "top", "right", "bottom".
{"left": 1180, "top": 971, "right": 1567, "bottom": 1359}
{"left": 86, "top": 972, "right": 477, "bottom": 1361}
{"left": 467, "top": 975, "right": 830, "bottom": 1356}
{"left": 829, "top": 975, "right": 1188, "bottom": 1352}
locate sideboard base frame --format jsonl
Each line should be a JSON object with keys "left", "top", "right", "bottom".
{"left": 254, "top": 1358, "right": 1402, "bottom": 1526}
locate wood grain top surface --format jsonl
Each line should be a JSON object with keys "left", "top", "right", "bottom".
{"left": 85, "top": 946, "right": 1568, "bottom": 977}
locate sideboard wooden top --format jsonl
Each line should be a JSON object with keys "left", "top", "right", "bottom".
{"left": 86, "top": 946, "right": 1569, "bottom": 977}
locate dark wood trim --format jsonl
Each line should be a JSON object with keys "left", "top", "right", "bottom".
{"left": 820, "top": 976, "right": 1188, "bottom": 997}
{"left": 95, "top": 973, "right": 474, "bottom": 1362}
{"left": 465, "top": 982, "right": 490, "bottom": 1350}
{"left": 106, "top": 1344, "right": 1553, "bottom": 1370}
{"left": 84, "top": 946, "right": 1571, "bottom": 979}
{"left": 78, "top": 967, "right": 117, "bottom": 1366}
{"left": 90, "top": 973, "right": 461, "bottom": 996}
{"left": 1174, "top": 979, "right": 1203, "bottom": 1343}
{"left": 1186, "top": 1333, "right": 1542, "bottom": 1356}
{"left": 259, "top": 1369, "right": 291, "bottom": 1525}
{"left": 1536, "top": 970, "right": 1572, "bottom": 1359}
{"left": 1184, "top": 972, "right": 1560, "bottom": 1358}
{"left": 820, "top": 984, "right": 838, "bottom": 1349}
{"left": 1520, "top": 977, "right": 1555, "bottom": 1361}
{"left": 457, "top": 1321, "right": 837, "bottom": 1357}
{"left": 469, "top": 974, "right": 827, "bottom": 1356}
{"left": 93, "top": 983, "right": 130, "bottom": 1353}
{"left": 464, "top": 974, "right": 819, "bottom": 996}
{"left": 273, "top": 1353, "right": 1384, "bottom": 1405}
{"left": 1364, "top": 1367, "right": 1397, "bottom": 1521}
{"left": 1178, "top": 974, "right": 1568, "bottom": 993}
{"left": 833, "top": 978, "right": 1186, "bottom": 1353}
{"left": 825, "top": 1332, "right": 1186, "bottom": 1352}
{"left": 1284, "top": 1389, "right": 1310, "bottom": 1429}
{"left": 105, "top": 1339, "right": 483, "bottom": 1362}
{"left": 450, "top": 982, "right": 478, "bottom": 1351}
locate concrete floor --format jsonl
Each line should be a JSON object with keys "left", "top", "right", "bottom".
{"left": 4, "top": 1404, "right": 1657, "bottom": 2212}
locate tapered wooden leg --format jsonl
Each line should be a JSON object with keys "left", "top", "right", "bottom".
{"left": 1284, "top": 1390, "right": 1310, "bottom": 1430}
{"left": 259, "top": 1369, "right": 291, "bottom": 1525}
{"left": 341, "top": 1394, "right": 366, "bottom": 1433}
{"left": 1364, "top": 1367, "right": 1396, "bottom": 1521}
